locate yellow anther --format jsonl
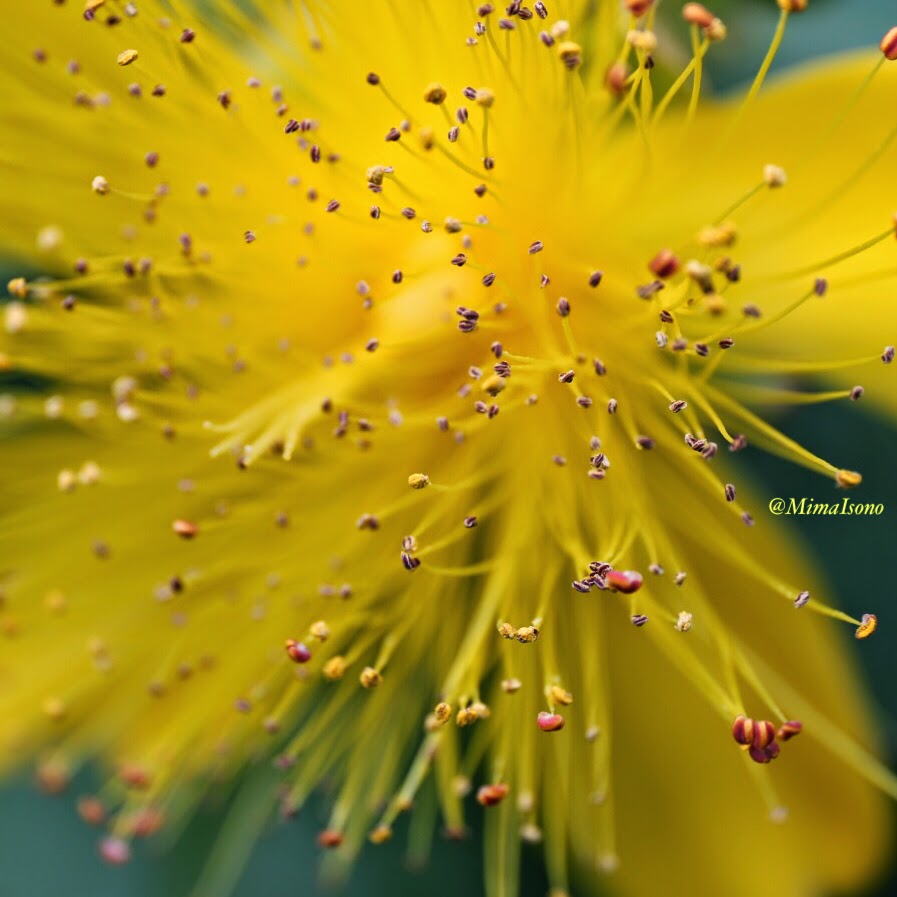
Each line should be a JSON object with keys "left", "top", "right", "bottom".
{"left": 366, "top": 166, "right": 387, "bottom": 186}
{"left": 855, "top": 613, "right": 878, "bottom": 639}
{"left": 117, "top": 49, "right": 139, "bottom": 67}
{"left": 92, "top": 175, "right": 109, "bottom": 195}
{"left": 777, "top": 0, "right": 807, "bottom": 10}
{"left": 704, "top": 294, "right": 727, "bottom": 316}
{"left": 456, "top": 706, "right": 478, "bottom": 726}
{"left": 309, "top": 620, "right": 330, "bottom": 642}
{"left": 550, "top": 20, "right": 570, "bottom": 39}
{"left": 481, "top": 374, "right": 505, "bottom": 397}
{"left": 763, "top": 164, "right": 787, "bottom": 188}
{"left": 408, "top": 473, "right": 430, "bottom": 489}
{"left": 698, "top": 221, "right": 737, "bottom": 248}
{"left": 497, "top": 621, "right": 516, "bottom": 639}
{"left": 7, "top": 277, "right": 26, "bottom": 298}
{"left": 835, "top": 469, "right": 862, "bottom": 488}
{"left": 626, "top": 30, "right": 658, "bottom": 53}
{"left": 475, "top": 88, "right": 495, "bottom": 108}
{"left": 470, "top": 701, "right": 491, "bottom": 719}
{"left": 434, "top": 701, "right": 452, "bottom": 723}
{"left": 705, "top": 18, "right": 727, "bottom": 42}
{"left": 322, "top": 655, "right": 346, "bottom": 680}
{"left": 419, "top": 127, "right": 435, "bottom": 150}
{"left": 85, "top": 0, "right": 105, "bottom": 11}
{"left": 444, "top": 217, "right": 463, "bottom": 234}
{"left": 549, "top": 685, "right": 574, "bottom": 706}
{"left": 57, "top": 470, "right": 77, "bottom": 493}
{"left": 369, "top": 826, "right": 393, "bottom": 845}
{"left": 78, "top": 461, "right": 101, "bottom": 485}
{"left": 515, "top": 625, "right": 539, "bottom": 643}
{"left": 502, "top": 677, "right": 522, "bottom": 693}
{"left": 675, "top": 611, "right": 694, "bottom": 632}
{"left": 557, "top": 41, "right": 583, "bottom": 69}
{"left": 424, "top": 83, "right": 447, "bottom": 104}
{"left": 359, "top": 666, "right": 382, "bottom": 688}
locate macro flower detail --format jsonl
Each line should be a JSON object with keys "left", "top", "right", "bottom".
{"left": 1, "top": 2, "right": 897, "bottom": 897}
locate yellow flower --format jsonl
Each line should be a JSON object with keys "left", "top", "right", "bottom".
{"left": 1, "top": 2, "right": 895, "bottom": 895}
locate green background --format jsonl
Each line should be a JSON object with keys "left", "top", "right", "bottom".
{"left": 2, "top": 1, "right": 896, "bottom": 894}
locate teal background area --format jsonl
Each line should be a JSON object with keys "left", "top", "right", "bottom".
{"left": 2, "top": 1, "right": 896, "bottom": 895}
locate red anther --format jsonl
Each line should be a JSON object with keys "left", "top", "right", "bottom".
{"left": 777, "top": 720, "right": 803, "bottom": 741}
{"left": 172, "top": 518, "right": 198, "bottom": 539}
{"left": 285, "top": 639, "right": 312, "bottom": 663}
{"left": 99, "top": 836, "right": 131, "bottom": 865}
{"left": 748, "top": 742, "right": 779, "bottom": 764}
{"left": 751, "top": 719, "right": 777, "bottom": 750}
{"left": 605, "top": 570, "right": 643, "bottom": 594}
{"left": 537, "top": 711, "right": 565, "bottom": 732}
{"left": 127, "top": 806, "right": 165, "bottom": 838}
{"left": 731, "top": 714, "right": 754, "bottom": 746}
{"left": 605, "top": 61, "right": 628, "bottom": 95}
{"left": 118, "top": 764, "right": 151, "bottom": 790}
{"left": 317, "top": 829, "right": 344, "bottom": 849}
{"left": 476, "top": 783, "right": 509, "bottom": 807}
{"left": 649, "top": 248, "right": 680, "bottom": 279}
{"left": 682, "top": 2, "right": 715, "bottom": 28}
{"left": 625, "top": 0, "right": 654, "bottom": 15}
{"left": 881, "top": 27, "right": 897, "bottom": 61}
{"left": 77, "top": 796, "right": 106, "bottom": 826}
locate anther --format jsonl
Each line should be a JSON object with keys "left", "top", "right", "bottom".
{"left": 285, "top": 639, "right": 312, "bottom": 663}
{"left": 537, "top": 712, "right": 565, "bottom": 732}
{"left": 325, "top": 200, "right": 340, "bottom": 213}
{"left": 359, "top": 667, "right": 382, "bottom": 688}
{"left": 675, "top": 611, "right": 694, "bottom": 632}
{"left": 669, "top": 400, "right": 687, "bottom": 413}
{"left": 631, "top": 614, "right": 649, "bottom": 627}
{"left": 451, "top": 253, "right": 467, "bottom": 267}
{"left": 883, "top": 346, "right": 895, "bottom": 364}
{"left": 725, "top": 483, "right": 736, "bottom": 502}
{"left": 366, "top": 72, "right": 380, "bottom": 85}
{"left": 556, "top": 297, "right": 571, "bottom": 316}
{"left": 116, "top": 49, "right": 139, "bottom": 66}
{"left": 777, "top": 0, "right": 808, "bottom": 11}
{"left": 172, "top": 519, "right": 198, "bottom": 539}
{"left": 605, "top": 570, "right": 643, "bottom": 594}
{"left": 814, "top": 277, "right": 828, "bottom": 297}
{"left": 835, "top": 470, "right": 862, "bottom": 489}
{"left": 763, "top": 164, "right": 787, "bottom": 188}
{"left": 732, "top": 715, "right": 755, "bottom": 746}
{"left": 855, "top": 613, "right": 877, "bottom": 639}
{"left": 317, "top": 830, "right": 344, "bottom": 849}
{"left": 881, "top": 27, "right": 897, "bottom": 60}
{"left": 385, "top": 127, "right": 401, "bottom": 142}
{"left": 636, "top": 436, "right": 655, "bottom": 450}
{"left": 558, "top": 370, "right": 575, "bottom": 384}
{"left": 778, "top": 720, "right": 802, "bottom": 741}
{"left": 607, "top": 398, "right": 618, "bottom": 413}
{"left": 741, "top": 512, "right": 755, "bottom": 526}
{"left": 794, "top": 590, "right": 810, "bottom": 608}
{"left": 424, "top": 83, "right": 447, "bottom": 104}
{"left": 180, "top": 28, "right": 196, "bottom": 43}
{"left": 682, "top": 3, "right": 715, "bottom": 27}
{"left": 850, "top": 386, "right": 863, "bottom": 401}
{"left": 557, "top": 42, "right": 583, "bottom": 70}
{"left": 529, "top": 240, "right": 544, "bottom": 254}
{"left": 534, "top": 1, "right": 548, "bottom": 18}
{"left": 323, "top": 656, "right": 346, "bottom": 680}
{"left": 99, "top": 837, "right": 131, "bottom": 865}
{"left": 476, "top": 784, "right": 509, "bottom": 807}
{"left": 637, "top": 281, "right": 664, "bottom": 300}
{"left": 464, "top": 516, "right": 478, "bottom": 528}
{"left": 91, "top": 175, "right": 109, "bottom": 195}
{"left": 694, "top": 343, "right": 709, "bottom": 357}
